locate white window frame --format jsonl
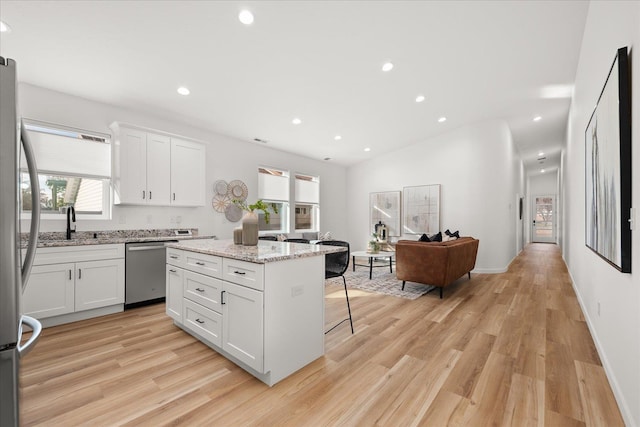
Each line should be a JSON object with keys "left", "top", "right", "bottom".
{"left": 20, "top": 119, "right": 112, "bottom": 221}
{"left": 257, "top": 166, "right": 290, "bottom": 234}
{"left": 294, "top": 173, "right": 320, "bottom": 232}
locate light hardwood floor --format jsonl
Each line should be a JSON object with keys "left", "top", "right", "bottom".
{"left": 20, "top": 243, "right": 624, "bottom": 426}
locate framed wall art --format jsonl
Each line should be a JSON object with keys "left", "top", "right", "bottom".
{"left": 403, "top": 184, "right": 440, "bottom": 235}
{"left": 369, "top": 191, "right": 401, "bottom": 237}
{"left": 585, "top": 46, "right": 631, "bottom": 273}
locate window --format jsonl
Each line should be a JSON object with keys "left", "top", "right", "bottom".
{"left": 294, "top": 173, "right": 320, "bottom": 232}
{"left": 257, "top": 167, "right": 289, "bottom": 233}
{"left": 20, "top": 120, "right": 111, "bottom": 219}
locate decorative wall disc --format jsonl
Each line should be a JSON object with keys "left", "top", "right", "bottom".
{"left": 213, "top": 180, "right": 229, "bottom": 196}
{"left": 227, "top": 180, "right": 248, "bottom": 200}
{"left": 224, "top": 203, "right": 243, "bottom": 222}
{"left": 211, "top": 194, "right": 231, "bottom": 213}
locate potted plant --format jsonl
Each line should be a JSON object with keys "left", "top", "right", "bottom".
{"left": 367, "top": 233, "right": 381, "bottom": 254}
{"left": 233, "top": 199, "right": 278, "bottom": 246}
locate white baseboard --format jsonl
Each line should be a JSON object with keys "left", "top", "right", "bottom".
{"left": 563, "top": 255, "right": 636, "bottom": 427}
{"left": 471, "top": 266, "right": 508, "bottom": 274}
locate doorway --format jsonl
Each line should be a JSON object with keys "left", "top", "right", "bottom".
{"left": 531, "top": 195, "right": 556, "bottom": 243}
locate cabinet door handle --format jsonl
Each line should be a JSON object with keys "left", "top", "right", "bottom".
{"left": 142, "top": 190, "right": 146, "bottom": 200}
{"left": 195, "top": 318, "right": 205, "bottom": 324}
{"left": 78, "top": 268, "right": 82, "bottom": 279}
{"left": 169, "top": 269, "right": 177, "bottom": 273}
{"left": 173, "top": 193, "right": 176, "bottom": 201}
{"left": 169, "top": 255, "right": 178, "bottom": 259}
{"left": 149, "top": 191, "right": 152, "bottom": 200}
{"left": 68, "top": 269, "right": 72, "bottom": 280}
{"left": 233, "top": 270, "right": 246, "bottom": 275}
{"left": 221, "top": 290, "right": 226, "bottom": 305}
{"left": 195, "top": 261, "right": 205, "bottom": 266}
{"left": 195, "top": 287, "right": 205, "bottom": 293}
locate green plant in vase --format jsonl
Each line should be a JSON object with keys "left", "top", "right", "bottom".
{"left": 233, "top": 199, "right": 279, "bottom": 246}
{"left": 368, "top": 233, "right": 381, "bottom": 253}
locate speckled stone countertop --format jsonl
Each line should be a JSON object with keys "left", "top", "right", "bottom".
{"left": 21, "top": 229, "right": 214, "bottom": 248}
{"left": 167, "top": 239, "right": 346, "bottom": 264}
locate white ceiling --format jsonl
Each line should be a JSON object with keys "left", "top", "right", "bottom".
{"left": 0, "top": 1, "right": 589, "bottom": 172}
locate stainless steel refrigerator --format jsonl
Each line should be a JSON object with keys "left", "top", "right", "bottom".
{"left": 0, "top": 56, "right": 43, "bottom": 426}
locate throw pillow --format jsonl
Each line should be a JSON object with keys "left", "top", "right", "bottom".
{"left": 418, "top": 233, "right": 430, "bottom": 242}
{"left": 430, "top": 232, "right": 442, "bottom": 242}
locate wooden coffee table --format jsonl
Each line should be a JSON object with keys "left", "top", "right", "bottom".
{"left": 351, "top": 251, "right": 395, "bottom": 279}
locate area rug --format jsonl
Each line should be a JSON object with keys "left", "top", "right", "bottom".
{"left": 325, "top": 268, "right": 432, "bottom": 300}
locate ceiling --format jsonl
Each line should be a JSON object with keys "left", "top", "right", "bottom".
{"left": 0, "top": 1, "right": 589, "bottom": 172}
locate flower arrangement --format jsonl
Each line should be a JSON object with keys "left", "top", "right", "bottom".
{"left": 233, "top": 199, "right": 279, "bottom": 224}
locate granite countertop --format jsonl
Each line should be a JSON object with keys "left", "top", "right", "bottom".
{"left": 167, "top": 239, "right": 346, "bottom": 264}
{"left": 21, "top": 229, "right": 215, "bottom": 248}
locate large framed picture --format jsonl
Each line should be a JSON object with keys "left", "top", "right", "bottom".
{"left": 585, "top": 46, "right": 631, "bottom": 273}
{"left": 403, "top": 184, "right": 440, "bottom": 235}
{"left": 369, "top": 191, "right": 401, "bottom": 237}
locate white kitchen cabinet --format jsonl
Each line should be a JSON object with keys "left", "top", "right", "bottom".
{"left": 23, "top": 263, "right": 75, "bottom": 318}
{"left": 111, "top": 122, "right": 205, "bottom": 206}
{"left": 75, "top": 259, "right": 125, "bottom": 311}
{"left": 166, "top": 265, "right": 183, "bottom": 322}
{"left": 146, "top": 132, "right": 171, "bottom": 205}
{"left": 222, "top": 281, "right": 263, "bottom": 371}
{"left": 166, "top": 245, "right": 325, "bottom": 386}
{"left": 170, "top": 137, "right": 205, "bottom": 206}
{"left": 22, "top": 244, "right": 125, "bottom": 326}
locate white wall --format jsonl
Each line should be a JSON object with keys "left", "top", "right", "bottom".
{"left": 347, "top": 119, "right": 521, "bottom": 273}
{"left": 563, "top": 2, "right": 640, "bottom": 425}
{"left": 18, "top": 83, "right": 348, "bottom": 240}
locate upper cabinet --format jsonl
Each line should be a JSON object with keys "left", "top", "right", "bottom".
{"left": 111, "top": 122, "right": 205, "bottom": 206}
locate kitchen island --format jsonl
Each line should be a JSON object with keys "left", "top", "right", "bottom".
{"left": 165, "top": 239, "right": 345, "bottom": 386}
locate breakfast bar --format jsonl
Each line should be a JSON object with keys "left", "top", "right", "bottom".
{"left": 165, "top": 239, "right": 345, "bottom": 386}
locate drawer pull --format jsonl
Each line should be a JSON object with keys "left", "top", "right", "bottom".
{"left": 221, "top": 290, "right": 226, "bottom": 305}
{"left": 195, "top": 287, "right": 205, "bottom": 293}
{"left": 169, "top": 269, "right": 177, "bottom": 273}
{"left": 195, "top": 318, "right": 205, "bottom": 324}
{"left": 68, "top": 269, "right": 72, "bottom": 280}
{"left": 169, "top": 255, "right": 178, "bottom": 259}
{"left": 234, "top": 270, "right": 246, "bottom": 275}
{"left": 195, "top": 261, "right": 206, "bottom": 266}
{"left": 78, "top": 268, "right": 82, "bottom": 279}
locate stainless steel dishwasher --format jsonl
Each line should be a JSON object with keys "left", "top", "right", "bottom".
{"left": 125, "top": 241, "right": 177, "bottom": 309}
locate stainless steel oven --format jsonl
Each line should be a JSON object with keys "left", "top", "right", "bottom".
{"left": 125, "top": 241, "right": 177, "bottom": 309}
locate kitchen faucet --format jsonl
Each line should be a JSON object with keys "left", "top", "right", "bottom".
{"left": 66, "top": 206, "right": 76, "bottom": 240}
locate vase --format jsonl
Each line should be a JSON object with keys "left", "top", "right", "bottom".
{"left": 242, "top": 211, "right": 259, "bottom": 246}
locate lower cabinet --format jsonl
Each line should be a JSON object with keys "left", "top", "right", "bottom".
{"left": 221, "top": 282, "right": 263, "bottom": 372}
{"left": 22, "top": 244, "right": 125, "bottom": 322}
{"left": 75, "top": 259, "right": 125, "bottom": 311}
{"left": 166, "top": 263, "right": 264, "bottom": 372}
{"left": 166, "top": 265, "right": 183, "bottom": 322}
{"left": 24, "top": 263, "right": 75, "bottom": 318}
{"left": 166, "top": 248, "right": 325, "bottom": 386}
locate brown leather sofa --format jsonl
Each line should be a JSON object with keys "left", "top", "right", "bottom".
{"left": 395, "top": 237, "right": 479, "bottom": 298}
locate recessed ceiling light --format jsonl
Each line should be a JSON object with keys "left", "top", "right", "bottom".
{"left": 538, "top": 151, "right": 544, "bottom": 156}
{"left": 382, "top": 62, "right": 394, "bottom": 72}
{"left": 438, "top": 117, "right": 447, "bottom": 123}
{"left": 238, "top": 10, "right": 254, "bottom": 25}
{"left": 334, "top": 135, "right": 342, "bottom": 141}
{"left": 533, "top": 116, "right": 542, "bottom": 122}
{"left": 292, "top": 117, "right": 302, "bottom": 125}
{"left": 177, "top": 87, "right": 190, "bottom": 96}
{"left": 541, "top": 169, "right": 546, "bottom": 173}
{"left": 364, "top": 147, "right": 371, "bottom": 152}
{"left": 415, "top": 95, "right": 425, "bottom": 103}
{"left": 0, "top": 21, "right": 11, "bottom": 33}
